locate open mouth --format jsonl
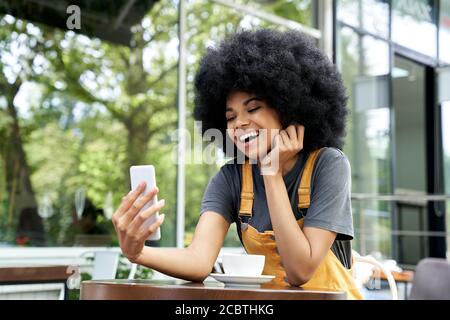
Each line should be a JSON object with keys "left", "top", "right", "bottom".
{"left": 239, "top": 130, "right": 260, "bottom": 143}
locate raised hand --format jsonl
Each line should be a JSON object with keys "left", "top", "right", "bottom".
{"left": 112, "top": 182, "right": 166, "bottom": 262}
{"left": 261, "top": 125, "right": 304, "bottom": 176}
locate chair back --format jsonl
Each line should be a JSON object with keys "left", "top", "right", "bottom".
{"left": 409, "top": 258, "right": 450, "bottom": 300}
{"left": 352, "top": 250, "right": 398, "bottom": 300}
{"left": 91, "top": 251, "right": 120, "bottom": 280}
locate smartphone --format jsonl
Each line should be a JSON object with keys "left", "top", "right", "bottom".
{"left": 129, "top": 165, "right": 161, "bottom": 241}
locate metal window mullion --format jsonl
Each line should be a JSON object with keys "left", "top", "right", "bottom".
{"left": 176, "top": 0, "right": 187, "bottom": 249}
{"left": 210, "top": 0, "right": 322, "bottom": 39}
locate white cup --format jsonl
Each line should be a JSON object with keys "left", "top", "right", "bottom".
{"left": 221, "top": 254, "right": 265, "bottom": 276}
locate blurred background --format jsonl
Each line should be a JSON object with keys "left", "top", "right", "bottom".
{"left": 0, "top": 0, "right": 449, "bottom": 291}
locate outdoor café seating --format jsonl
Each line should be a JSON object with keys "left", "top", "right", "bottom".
{"left": 409, "top": 258, "right": 450, "bottom": 300}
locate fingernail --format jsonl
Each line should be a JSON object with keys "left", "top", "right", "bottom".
{"left": 139, "top": 181, "right": 146, "bottom": 188}
{"left": 159, "top": 214, "right": 165, "bottom": 223}
{"left": 157, "top": 199, "right": 165, "bottom": 206}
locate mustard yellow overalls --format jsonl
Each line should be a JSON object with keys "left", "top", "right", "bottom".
{"left": 238, "top": 148, "right": 363, "bottom": 300}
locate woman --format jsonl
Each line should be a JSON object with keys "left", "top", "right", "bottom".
{"left": 112, "top": 29, "right": 363, "bottom": 299}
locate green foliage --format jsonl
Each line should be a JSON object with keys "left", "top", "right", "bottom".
{"left": 0, "top": 0, "right": 315, "bottom": 248}
{"left": 115, "top": 255, "right": 154, "bottom": 280}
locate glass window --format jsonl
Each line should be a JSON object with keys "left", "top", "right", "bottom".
{"left": 440, "top": 66, "right": 450, "bottom": 256}
{"left": 392, "top": 0, "right": 438, "bottom": 58}
{"left": 337, "top": 0, "right": 390, "bottom": 38}
{"left": 442, "top": 102, "right": 450, "bottom": 185}
{"left": 393, "top": 56, "right": 428, "bottom": 265}
{"left": 247, "top": 0, "right": 315, "bottom": 27}
{"left": 0, "top": 0, "right": 317, "bottom": 248}
{"left": 440, "top": 0, "right": 450, "bottom": 64}
{"left": 442, "top": 102, "right": 450, "bottom": 257}
{"left": 337, "top": 27, "right": 391, "bottom": 193}
{"left": 337, "top": 26, "right": 392, "bottom": 256}
{"left": 185, "top": 0, "right": 316, "bottom": 248}
{"left": 0, "top": 1, "right": 180, "bottom": 247}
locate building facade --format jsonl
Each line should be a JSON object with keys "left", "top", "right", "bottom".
{"left": 334, "top": 0, "right": 450, "bottom": 266}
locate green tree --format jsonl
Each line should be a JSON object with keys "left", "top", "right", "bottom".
{"left": 0, "top": 18, "right": 46, "bottom": 242}
{"left": 1, "top": 0, "right": 315, "bottom": 247}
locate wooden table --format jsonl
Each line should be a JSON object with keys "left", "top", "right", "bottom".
{"left": 0, "top": 265, "right": 71, "bottom": 299}
{"left": 0, "top": 265, "right": 70, "bottom": 283}
{"left": 81, "top": 279, "right": 347, "bottom": 300}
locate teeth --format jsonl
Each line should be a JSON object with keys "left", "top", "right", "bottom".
{"left": 239, "top": 131, "right": 259, "bottom": 142}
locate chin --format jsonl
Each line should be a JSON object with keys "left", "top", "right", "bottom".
{"left": 243, "top": 148, "right": 269, "bottom": 162}
{"left": 246, "top": 153, "right": 259, "bottom": 161}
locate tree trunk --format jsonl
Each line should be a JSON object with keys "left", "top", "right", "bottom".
{"left": 2, "top": 81, "right": 45, "bottom": 245}
{"left": 124, "top": 115, "right": 151, "bottom": 188}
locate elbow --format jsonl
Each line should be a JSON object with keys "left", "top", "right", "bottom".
{"left": 180, "top": 270, "right": 210, "bottom": 283}
{"left": 285, "top": 269, "right": 314, "bottom": 287}
{"left": 184, "top": 247, "right": 214, "bottom": 283}
{"left": 193, "top": 269, "right": 212, "bottom": 283}
{"left": 286, "top": 276, "right": 309, "bottom": 287}
{"left": 179, "top": 265, "right": 210, "bottom": 283}
{"left": 185, "top": 260, "right": 213, "bottom": 283}
{"left": 189, "top": 274, "right": 209, "bottom": 283}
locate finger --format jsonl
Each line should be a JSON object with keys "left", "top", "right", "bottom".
{"left": 271, "top": 132, "right": 281, "bottom": 149}
{"left": 115, "top": 182, "right": 147, "bottom": 218}
{"left": 114, "top": 190, "right": 135, "bottom": 221}
{"left": 120, "top": 187, "right": 159, "bottom": 227}
{"left": 296, "top": 125, "right": 305, "bottom": 148}
{"left": 286, "top": 125, "right": 300, "bottom": 149}
{"left": 140, "top": 214, "right": 165, "bottom": 240}
{"left": 128, "top": 199, "right": 165, "bottom": 235}
{"left": 279, "top": 130, "right": 292, "bottom": 149}
{"left": 286, "top": 125, "right": 297, "bottom": 141}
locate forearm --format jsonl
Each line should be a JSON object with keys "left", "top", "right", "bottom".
{"left": 134, "top": 245, "right": 211, "bottom": 282}
{"left": 263, "top": 173, "right": 313, "bottom": 282}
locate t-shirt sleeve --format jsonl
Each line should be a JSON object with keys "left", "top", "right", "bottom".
{"left": 303, "top": 148, "right": 354, "bottom": 240}
{"left": 200, "top": 166, "right": 237, "bottom": 224}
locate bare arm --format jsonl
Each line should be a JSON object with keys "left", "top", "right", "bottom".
{"left": 112, "top": 182, "right": 229, "bottom": 283}
{"left": 134, "top": 211, "right": 229, "bottom": 282}
{"left": 261, "top": 125, "right": 336, "bottom": 286}
{"left": 263, "top": 173, "right": 336, "bottom": 286}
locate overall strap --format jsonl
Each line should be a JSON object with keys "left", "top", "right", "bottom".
{"left": 297, "top": 148, "right": 323, "bottom": 209}
{"left": 238, "top": 148, "right": 324, "bottom": 217}
{"left": 239, "top": 159, "right": 254, "bottom": 217}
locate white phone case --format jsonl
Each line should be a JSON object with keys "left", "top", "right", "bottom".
{"left": 129, "top": 165, "right": 161, "bottom": 241}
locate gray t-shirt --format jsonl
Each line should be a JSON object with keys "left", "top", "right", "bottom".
{"left": 200, "top": 147, "right": 354, "bottom": 269}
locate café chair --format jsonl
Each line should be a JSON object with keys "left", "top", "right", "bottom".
{"left": 352, "top": 250, "right": 398, "bottom": 300}
{"left": 409, "top": 258, "right": 450, "bottom": 300}
{"left": 79, "top": 250, "right": 120, "bottom": 280}
{"left": 128, "top": 263, "right": 138, "bottom": 280}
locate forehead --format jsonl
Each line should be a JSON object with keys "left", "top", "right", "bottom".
{"left": 226, "top": 91, "right": 262, "bottom": 111}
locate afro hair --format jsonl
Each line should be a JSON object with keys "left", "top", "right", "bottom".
{"left": 193, "top": 28, "right": 348, "bottom": 154}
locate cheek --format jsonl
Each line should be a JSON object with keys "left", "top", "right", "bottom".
{"left": 226, "top": 128, "right": 234, "bottom": 139}
{"left": 264, "top": 129, "right": 280, "bottom": 148}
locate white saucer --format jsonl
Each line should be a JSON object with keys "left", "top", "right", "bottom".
{"left": 209, "top": 273, "right": 275, "bottom": 286}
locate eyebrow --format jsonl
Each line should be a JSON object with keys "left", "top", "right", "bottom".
{"left": 225, "top": 97, "right": 263, "bottom": 112}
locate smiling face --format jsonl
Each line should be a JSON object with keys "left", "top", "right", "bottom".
{"left": 225, "top": 91, "right": 282, "bottom": 160}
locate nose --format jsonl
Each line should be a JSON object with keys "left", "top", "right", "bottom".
{"left": 234, "top": 113, "right": 250, "bottom": 128}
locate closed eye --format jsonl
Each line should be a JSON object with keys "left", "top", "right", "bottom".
{"left": 248, "top": 106, "right": 261, "bottom": 113}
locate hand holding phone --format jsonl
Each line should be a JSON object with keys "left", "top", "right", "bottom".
{"left": 129, "top": 165, "right": 161, "bottom": 241}
{"left": 112, "top": 166, "right": 165, "bottom": 263}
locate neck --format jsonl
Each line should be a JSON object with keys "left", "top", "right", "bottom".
{"left": 281, "top": 154, "right": 299, "bottom": 176}
{"left": 257, "top": 153, "right": 299, "bottom": 176}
